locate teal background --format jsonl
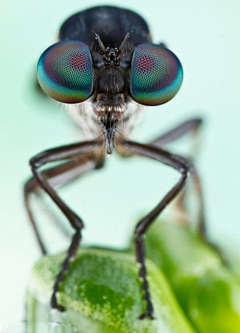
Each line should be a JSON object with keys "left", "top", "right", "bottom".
{"left": 1, "top": 0, "right": 240, "bottom": 328}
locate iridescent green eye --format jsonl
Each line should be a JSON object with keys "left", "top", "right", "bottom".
{"left": 130, "top": 43, "right": 183, "bottom": 106}
{"left": 37, "top": 40, "right": 93, "bottom": 103}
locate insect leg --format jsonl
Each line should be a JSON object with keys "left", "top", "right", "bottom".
{"left": 29, "top": 141, "right": 101, "bottom": 311}
{"left": 148, "top": 118, "right": 206, "bottom": 239}
{"left": 24, "top": 153, "right": 104, "bottom": 254}
{"left": 148, "top": 119, "right": 228, "bottom": 263}
{"left": 149, "top": 117, "right": 202, "bottom": 146}
{"left": 124, "top": 141, "right": 191, "bottom": 319}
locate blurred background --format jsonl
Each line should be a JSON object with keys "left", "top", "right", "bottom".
{"left": 1, "top": 0, "right": 240, "bottom": 327}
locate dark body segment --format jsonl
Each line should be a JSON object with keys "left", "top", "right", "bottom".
{"left": 59, "top": 6, "right": 152, "bottom": 50}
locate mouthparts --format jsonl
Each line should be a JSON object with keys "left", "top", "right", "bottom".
{"left": 103, "top": 127, "right": 115, "bottom": 154}
{"left": 95, "top": 107, "right": 123, "bottom": 154}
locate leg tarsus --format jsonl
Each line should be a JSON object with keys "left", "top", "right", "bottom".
{"left": 135, "top": 233, "right": 154, "bottom": 320}
{"left": 51, "top": 231, "right": 81, "bottom": 311}
{"left": 139, "top": 308, "right": 155, "bottom": 320}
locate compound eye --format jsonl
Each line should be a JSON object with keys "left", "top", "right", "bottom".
{"left": 37, "top": 40, "right": 93, "bottom": 103}
{"left": 130, "top": 43, "right": 183, "bottom": 106}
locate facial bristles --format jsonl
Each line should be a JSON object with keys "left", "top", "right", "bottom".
{"left": 95, "top": 104, "right": 126, "bottom": 112}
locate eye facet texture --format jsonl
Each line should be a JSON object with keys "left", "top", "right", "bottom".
{"left": 130, "top": 43, "right": 183, "bottom": 106}
{"left": 37, "top": 40, "right": 93, "bottom": 103}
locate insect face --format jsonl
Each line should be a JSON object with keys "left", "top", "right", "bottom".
{"left": 93, "top": 65, "right": 127, "bottom": 154}
{"left": 37, "top": 17, "right": 183, "bottom": 154}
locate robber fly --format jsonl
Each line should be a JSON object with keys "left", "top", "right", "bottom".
{"left": 24, "top": 6, "right": 206, "bottom": 319}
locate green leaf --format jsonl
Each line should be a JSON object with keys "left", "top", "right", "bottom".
{"left": 145, "top": 222, "right": 240, "bottom": 333}
{"left": 26, "top": 248, "right": 197, "bottom": 333}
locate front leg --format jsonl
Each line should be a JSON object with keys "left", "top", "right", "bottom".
{"left": 29, "top": 140, "right": 101, "bottom": 311}
{"left": 24, "top": 152, "right": 104, "bottom": 254}
{"left": 124, "top": 141, "right": 191, "bottom": 319}
{"left": 148, "top": 117, "right": 206, "bottom": 239}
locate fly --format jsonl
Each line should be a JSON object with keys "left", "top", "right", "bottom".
{"left": 24, "top": 5, "right": 206, "bottom": 319}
